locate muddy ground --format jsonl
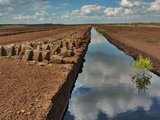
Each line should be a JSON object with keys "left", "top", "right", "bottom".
{"left": 96, "top": 25, "right": 160, "bottom": 76}
{"left": 0, "top": 25, "right": 91, "bottom": 120}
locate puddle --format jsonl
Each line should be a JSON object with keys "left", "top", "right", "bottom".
{"left": 63, "top": 27, "right": 160, "bottom": 120}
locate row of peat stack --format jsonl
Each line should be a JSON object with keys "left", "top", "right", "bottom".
{"left": 0, "top": 28, "right": 91, "bottom": 66}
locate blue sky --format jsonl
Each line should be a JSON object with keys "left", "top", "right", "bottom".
{"left": 0, "top": 0, "right": 160, "bottom": 24}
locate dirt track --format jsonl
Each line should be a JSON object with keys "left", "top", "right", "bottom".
{"left": 0, "top": 25, "right": 91, "bottom": 120}
{"left": 96, "top": 25, "right": 160, "bottom": 76}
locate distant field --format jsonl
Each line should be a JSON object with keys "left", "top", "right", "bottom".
{"left": 0, "top": 24, "right": 67, "bottom": 37}
{"left": 95, "top": 23, "right": 160, "bottom": 28}
{"left": 0, "top": 25, "right": 85, "bottom": 45}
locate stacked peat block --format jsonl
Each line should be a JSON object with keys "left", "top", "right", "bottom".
{"left": 0, "top": 29, "right": 91, "bottom": 66}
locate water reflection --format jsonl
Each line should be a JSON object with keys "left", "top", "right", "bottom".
{"left": 64, "top": 28, "right": 160, "bottom": 120}
{"left": 131, "top": 72, "right": 152, "bottom": 92}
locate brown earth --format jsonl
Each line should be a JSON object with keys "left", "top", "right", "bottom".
{"left": 0, "top": 25, "right": 59, "bottom": 36}
{"left": 0, "top": 25, "right": 85, "bottom": 45}
{"left": 0, "top": 57, "right": 69, "bottom": 120}
{"left": 100, "top": 23, "right": 160, "bottom": 28}
{"left": 96, "top": 25, "right": 160, "bottom": 76}
{"left": 0, "top": 25, "right": 91, "bottom": 120}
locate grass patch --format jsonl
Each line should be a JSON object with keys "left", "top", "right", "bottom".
{"left": 131, "top": 55, "right": 153, "bottom": 92}
{"left": 132, "top": 55, "right": 153, "bottom": 72}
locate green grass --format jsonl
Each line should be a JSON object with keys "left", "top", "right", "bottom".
{"left": 132, "top": 55, "right": 153, "bottom": 72}
{"left": 131, "top": 55, "right": 153, "bottom": 92}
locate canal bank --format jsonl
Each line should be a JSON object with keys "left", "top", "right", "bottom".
{"left": 95, "top": 26, "right": 160, "bottom": 76}
{"left": 46, "top": 27, "right": 91, "bottom": 120}
{"left": 64, "top": 27, "right": 160, "bottom": 120}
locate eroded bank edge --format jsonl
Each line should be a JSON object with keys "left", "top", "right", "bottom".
{"left": 46, "top": 27, "right": 92, "bottom": 120}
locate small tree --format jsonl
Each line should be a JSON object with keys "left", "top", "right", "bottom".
{"left": 131, "top": 55, "right": 153, "bottom": 92}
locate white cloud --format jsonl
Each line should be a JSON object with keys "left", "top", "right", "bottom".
{"left": 79, "top": 5, "right": 105, "bottom": 15}
{"left": 104, "top": 7, "right": 124, "bottom": 16}
{"left": 68, "top": 59, "right": 160, "bottom": 119}
{"left": 0, "top": 12, "right": 3, "bottom": 16}
{"left": 60, "top": 4, "right": 106, "bottom": 20}
{"left": 13, "top": 15, "right": 36, "bottom": 20}
{"left": 147, "top": 0, "right": 160, "bottom": 12}
{"left": 69, "top": 86, "right": 152, "bottom": 119}
{"left": 58, "top": 0, "right": 157, "bottom": 21}
{"left": 124, "top": 8, "right": 134, "bottom": 15}
{"left": 120, "top": 0, "right": 142, "bottom": 8}
{"left": 0, "top": 0, "right": 10, "bottom": 5}
{"left": 32, "top": 1, "right": 52, "bottom": 11}
{"left": 13, "top": 11, "right": 49, "bottom": 21}
{"left": 121, "top": 0, "right": 135, "bottom": 7}
{"left": 0, "top": 0, "right": 160, "bottom": 23}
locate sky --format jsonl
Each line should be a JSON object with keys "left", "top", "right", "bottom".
{"left": 0, "top": 0, "right": 160, "bottom": 24}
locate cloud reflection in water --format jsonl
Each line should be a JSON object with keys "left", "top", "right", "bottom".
{"left": 64, "top": 28, "right": 160, "bottom": 120}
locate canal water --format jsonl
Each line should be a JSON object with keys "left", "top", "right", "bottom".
{"left": 64, "top": 28, "right": 160, "bottom": 120}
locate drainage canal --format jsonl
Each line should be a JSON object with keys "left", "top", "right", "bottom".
{"left": 63, "top": 27, "right": 160, "bottom": 120}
